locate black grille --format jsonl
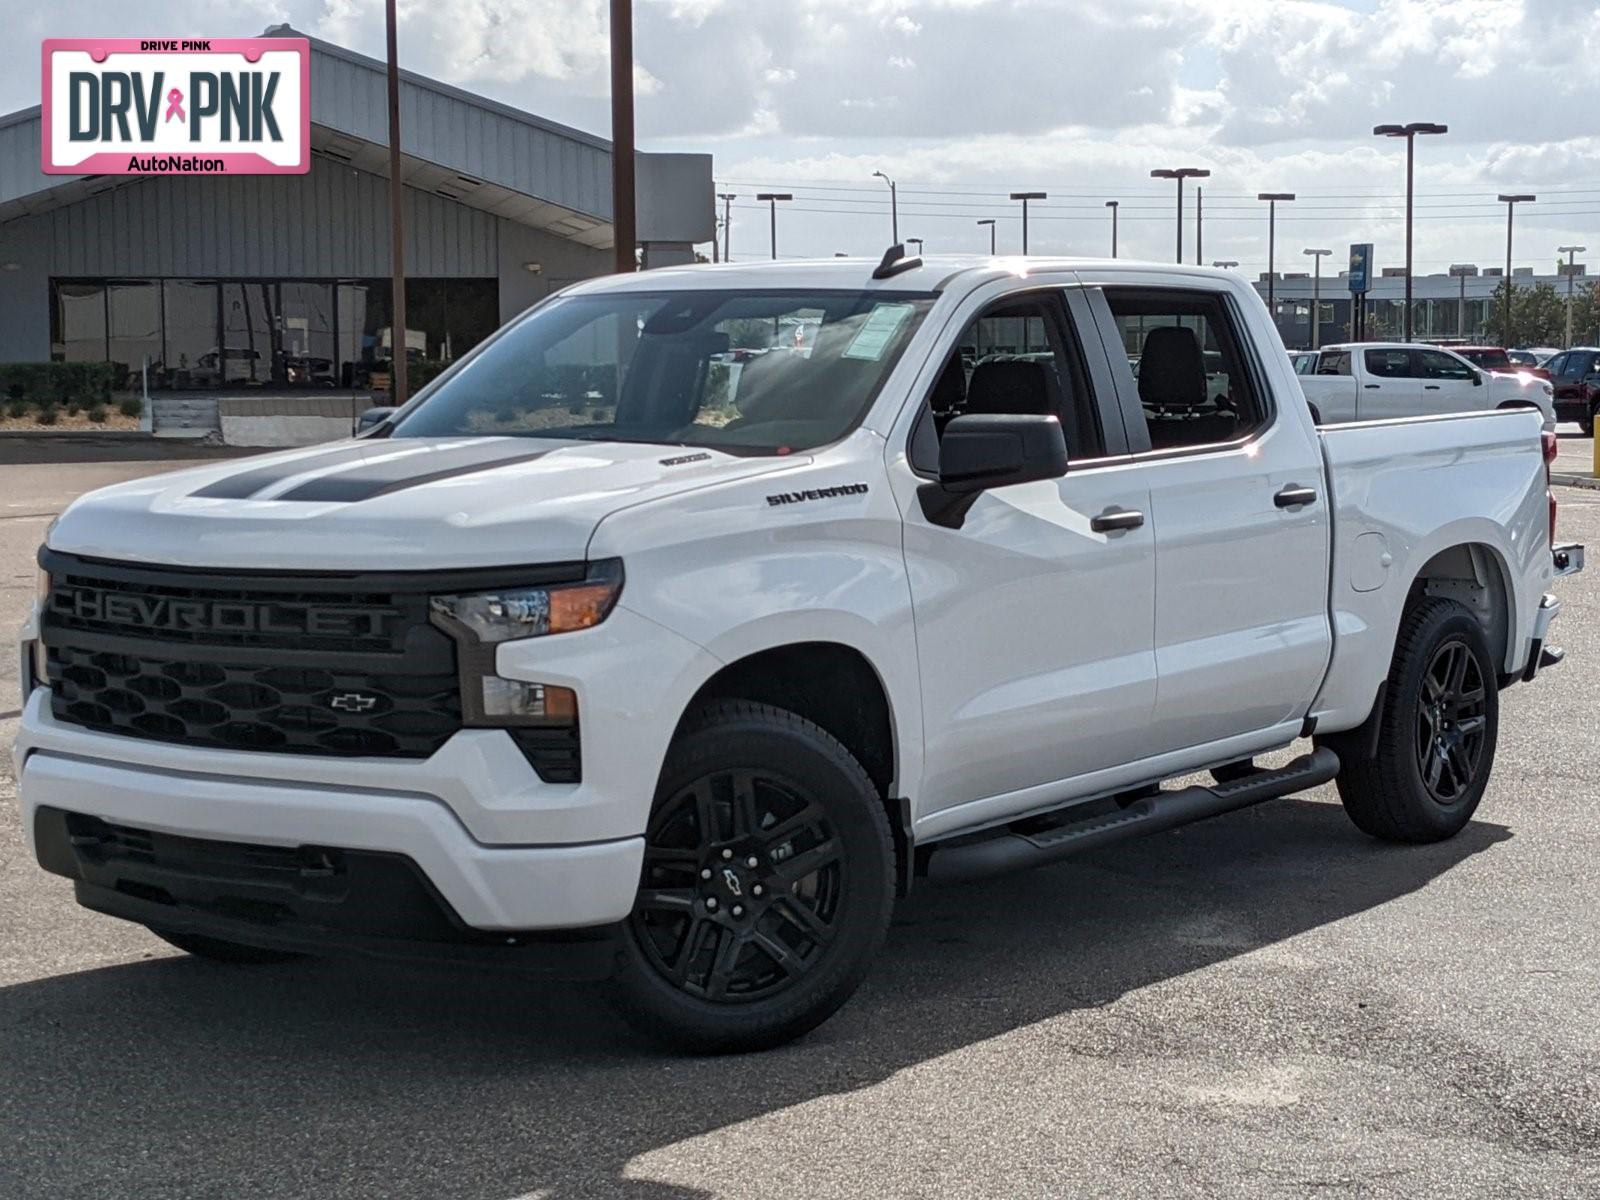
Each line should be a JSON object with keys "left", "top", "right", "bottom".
{"left": 48, "top": 643, "right": 461, "bottom": 757}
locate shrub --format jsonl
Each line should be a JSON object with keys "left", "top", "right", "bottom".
{"left": 118, "top": 396, "right": 143, "bottom": 418}
{"left": 35, "top": 406, "right": 59, "bottom": 426}
{"left": 88, "top": 405, "right": 108, "bottom": 423}
{"left": 65, "top": 399, "right": 82, "bottom": 416}
{"left": 0, "top": 362, "right": 117, "bottom": 408}
{"left": 4, "top": 398, "right": 25, "bottom": 419}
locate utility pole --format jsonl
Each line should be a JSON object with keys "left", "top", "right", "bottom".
{"left": 1449, "top": 264, "right": 1475, "bottom": 338}
{"left": 1304, "top": 248, "right": 1331, "bottom": 349}
{"left": 1150, "top": 167, "right": 1209, "bottom": 263}
{"left": 1498, "top": 194, "right": 1535, "bottom": 348}
{"left": 1105, "top": 200, "right": 1118, "bottom": 257}
{"left": 1257, "top": 193, "right": 1295, "bottom": 336}
{"left": 717, "top": 191, "right": 735, "bottom": 262}
{"left": 1373, "top": 123, "right": 1447, "bottom": 341}
{"left": 1195, "top": 186, "right": 1203, "bottom": 265}
{"left": 384, "top": 0, "right": 408, "bottom": 405}
{"left": 1559, "top": 245, "right": 1586, "bottom": 348}
{"left": 756, "top": 193, "right": 791, "bottom": 260}
{"left": 977, "top": 218, "right": 997, "bottom": 254}
{"left": 872, "top": 171, "right": 898, "bottom": 244}
{"left": 1010, "top": 192, "right": 1046, "bottom": 254}
{"left": 608, "top": 0, "right": 637, "bottom": 274}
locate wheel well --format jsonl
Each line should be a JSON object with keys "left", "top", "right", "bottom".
{"left": 682, "top": 642, "right": 909, "bottom": 892}
{"left": 1410, "top": 543, "right": 1511, "bottom": 668}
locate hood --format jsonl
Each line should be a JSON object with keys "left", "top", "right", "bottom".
{"left": 47, "top": 437, "right": 800, "bottom": 571}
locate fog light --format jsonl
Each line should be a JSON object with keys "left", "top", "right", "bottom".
{"left": 481, "top": 678, "right": 577, "bottom": 725}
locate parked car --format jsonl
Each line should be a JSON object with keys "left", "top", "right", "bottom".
{"left": 1542, "top": 346, "right": 1600, "bottom": 434}
{"left": 1301, "top": 342, "right": 1556, "bottom": 425}
{"left": 15, "top": 254, "right": 1582, "bottom": 1052}
{"left": 1452, "top": 345, "right": 1552, "bottom": 383}
{"left": 1514, "top": 348, "right": 1560, "bottom": 368}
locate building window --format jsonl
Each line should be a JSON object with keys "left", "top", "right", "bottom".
{"left": 107, "top": 281, "right": 162, "bottom": 385}
{"left": 162, "top": 280, "right": 222, "bottom": 388}
{"left": 279, "top": 282, "right": 336, "bottom": 387}
{"left": 50, "top": 281, "right": 107, "bottom": 363}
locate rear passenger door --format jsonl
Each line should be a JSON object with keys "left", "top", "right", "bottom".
{"left": 1090, "top": 283, "right": 1332, "bottom": 754}
{"left": 1359, "top": 348, "right": 1421, "bottom": 418}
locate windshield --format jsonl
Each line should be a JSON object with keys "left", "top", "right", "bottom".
{"left": 391, "top": 288, "right": 935, "bottom": 454}
{"left": 1462, "top": 348, "right": 1512, "bottom": 369}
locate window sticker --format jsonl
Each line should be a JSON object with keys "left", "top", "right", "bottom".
{"left": 841, "top": 303, "right": 915, "bottom": 361}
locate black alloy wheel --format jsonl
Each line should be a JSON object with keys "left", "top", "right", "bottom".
{"left": 1414, "top": 638, "right": 1489, "bottom": 805}
{"left": 631, "top": 768, "right": 843, "bottom": 1003}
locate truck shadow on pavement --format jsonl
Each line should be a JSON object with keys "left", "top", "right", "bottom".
{"left": 0, "top": 796, "right": 1508, "bottom": 1200}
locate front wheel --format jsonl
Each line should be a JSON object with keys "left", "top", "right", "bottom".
{"left": 612, "top": 701, "right": 895, "bottom": 1053}
{"left": 1322, "top": 598, "right": 1499, "bottom": 843}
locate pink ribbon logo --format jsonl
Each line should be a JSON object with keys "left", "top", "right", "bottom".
{"left": 164, "top": 88, "right": 185, "bottom": 123}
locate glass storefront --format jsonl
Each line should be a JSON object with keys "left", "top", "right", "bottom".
{"left": 46, "top": 277, "right": 500, "bottom": 389}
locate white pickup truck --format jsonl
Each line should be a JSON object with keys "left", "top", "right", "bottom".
{"left": 14, "top": 252, "right": 1584, "bottom": 1052}
{"left": 1296, "top": 342, "right": 1556, "bottom": 425}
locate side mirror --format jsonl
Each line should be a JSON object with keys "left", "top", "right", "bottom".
{"left": 356, "top": 406, "right": 398, "bottom": 435}
{"left": 919, "top": 413, "right": 1068, "bottom": 528}
{"left": 1471, "top": 371, "right": 1484, "bottom": 387}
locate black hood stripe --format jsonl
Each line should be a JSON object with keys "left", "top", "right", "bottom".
{"left": 189, "top": 442, "right": 413, "bottom": 500}
{"left": 274, "top": 441, "right": 562, "bottom": 502}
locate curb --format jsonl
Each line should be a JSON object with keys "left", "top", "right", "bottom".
{"left": 1552, "top": 472, "right": 1600, "bottom": 491}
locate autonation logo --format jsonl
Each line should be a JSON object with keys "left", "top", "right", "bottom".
{"left": 41, "top": 37, "right": 309, "bottom": 176}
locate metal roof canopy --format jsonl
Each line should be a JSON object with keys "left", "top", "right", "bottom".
{"left": 0, "top": 25, "right": 712, "bottom": 248}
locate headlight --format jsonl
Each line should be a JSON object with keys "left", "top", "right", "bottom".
{"left": 31, "top": 562, "right": 52, "bottom": 687}
{"left": 429, "top": 559, "right": 623, "bottom": 643}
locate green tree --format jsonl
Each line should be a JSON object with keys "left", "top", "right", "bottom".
{"left": 1567, "top": 281, "right": 1600, "bottom": 347}
{"left": 1483, "top": 280, "right": 1566, "bottom": 346}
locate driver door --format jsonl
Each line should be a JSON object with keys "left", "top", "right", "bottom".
{"left": 893, "top": 285, "right": 1157, "bottom": 833}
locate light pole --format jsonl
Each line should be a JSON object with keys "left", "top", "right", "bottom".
{"left": 1257, "top": 193, "right": 1295, "bottom": 335}
{"left": 756, "top": 193, "right": 792, "bottom": 260}
{"left": 1150, "top": 167, "right": 1209, "bottom": 262}
{"left": 977, "top": 218, "right": 997, "bottom": 254}
{"left": 1373, "top": 123, "right": 1447, "bottom": 341}
{"left": 1010, "top": 192, "right": 1046, "bottom": 254}
{"left": 384, "top": 0, "right": 409, "bottom": 404}
{"left": 1498, "top": 193, "right": 1535, "bottom": 348}
{"left": 1304, "top": 248, "right": 1331, "bottom": 349}
{"left": 1213, "top": 260, "right": 1238, "bottom": 269}
{"left": 1105, "top": 201, "right": 1119, "bottom": 257}
{"left": 1559, "top": 244, "right": 1586, "bottom": 348}
{"left": 906, "top": 237, "right": 924, "bottom": 255}
{"left": 716, "top": 191, "right": 735, "bottom": 262}
{"left": 872, "top": 171, "right": 898, "bottom": 244}
{"left": 1449, "top": 264, "right": 1476, "bottom": 338}
{"left": 1195, "top": 186, "right": 1203, "bottom": 265}
{"left": 609, "top": 0, "right": 637, "bottom": 276}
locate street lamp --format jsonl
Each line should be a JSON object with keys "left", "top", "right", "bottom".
{"left": 1373, "top": 122, "right": 1448, "bottom": 341}
{"left": 872, "top": 171, "right": 898, "bottom": 244}
{"left": 1449, "top": 264, "right": 1476, "bottom": 339}
{"left": 1213, "top": 260, "right": 1238, "bottom": 269}
{"left": 1257, "top": 193, "right": 1295, "bottom": 334}
{"left": 1105, "top": 200, "right": 1119, "bottom": 258}
{"left": 1304, "top": 248, "right": 1332, "bottom": 349}
{"left": 1150, "top": 167, "right": 1210, "bottom": 262}
{"left": 906, "top": 237, "right": 924, "bottom": 255}
{"left": 716, "top": 191, "right": 736, "bottom": 263}
{"left": 1010, "top": 192, "right": 1047, "bottom": 254}
{"left": 977, "top": 218, "right": 997, "bottom": 255}
{"left": 1559, "top": 245, "right": 1587, "bottom": 348}
{"left": 1195, "top": 186, "right": 1203, "bottom": 265}
{"left": 1498, "top": 194, "right": 1535, "bottom": 348}
{"left": 756, "top": 193, "right": 792, "bottom": 260}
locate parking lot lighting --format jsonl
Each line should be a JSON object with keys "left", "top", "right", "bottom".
{"left": 977, "top": 218, "right": 997, "bottom": 255}
{"left": 1257, "top": 193, "right": 1295, "bottom": 330}
{"left": 1374, "top": 123, "right": 1448, "bottom": 341}
{"left": 1009, "top": 192, "right": 1047, "bottom": 254}
{"left": 1305, "top": 248, "right": 1332, "bottom": 349}
{"left": 1498, "top": 194, "right": 1536, "bottom": 347}
{"left": 755, "top": 193, "right": 793, "bottom": 260}
{"left": 1150, "top": 168, "right": 1210, "bottom": 263}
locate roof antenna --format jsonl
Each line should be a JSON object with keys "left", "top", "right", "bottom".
{"left": 872, "top": 243, "right": 922, "bottom": 280}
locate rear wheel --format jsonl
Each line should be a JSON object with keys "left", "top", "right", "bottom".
{"left": 612, "top": 701, "right": 895, "bottom": 1053}
{"left": 148, "top": 927, "right": 303, "bottom": 965}
{"left": 1323, "top": 598, "right": 1498, "bottom": 843}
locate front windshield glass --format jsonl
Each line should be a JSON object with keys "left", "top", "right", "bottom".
{"left": 391, "top": 288, "right": 935, "bottom": 454}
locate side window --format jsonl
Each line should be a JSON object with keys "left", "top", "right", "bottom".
{"left": 1317, "top": 350, "right": 1351, "bottom": 376}
{"left": 913, "top": 293, "right": 1104, "bottom": 471}
{"left": 1546, "top": 353, "right": 1569, "bottom": 378}
{"left": 1586, "top": 354, "right": 1600, "bottom": 376}
{"left": 1105, "top": 288, "right": 1266, "bottom": 452}
{"left": 1416, "top": 349, "right": 1475, "bottom": 381}
{"left": 1365, "top": 349, "right": 1410, "bottom": 378}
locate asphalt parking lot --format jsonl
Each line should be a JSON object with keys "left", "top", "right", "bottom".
{"left": 2, "top": 441, "right": 1599, "bottom": 1199}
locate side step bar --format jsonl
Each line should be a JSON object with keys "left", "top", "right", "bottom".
{"left": 924, "top": 747, "right": 1341, "bottom": 886}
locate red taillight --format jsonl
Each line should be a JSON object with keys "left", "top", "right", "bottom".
{"left": 1543, "top": 429, "right": 1559, "bottom": 543}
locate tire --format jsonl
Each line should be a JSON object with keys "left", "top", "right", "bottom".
{"left": 612, "top": 701, "right": 896, "bottom": 1053}
{"left": 1582, "top": 403, "right": 1596, "bottom": 438}
{"left": 148, "top": 927, "right": 304, "bottom": 965}
{"left": 1325, "top": 598, "right": 1499, "bottom": 843}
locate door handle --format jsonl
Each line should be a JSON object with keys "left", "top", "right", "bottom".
{"left": 1090, "top": 508, "right": 1145, "bottom": 533}
{"left": 1274, "top": 485, "right": 1318, "bottom": 509}
{"left": 1424, "top": 384, "right": 1441, "bottom": 390}
{"left": 1363, "top": 383, "right": 1380, "bottom": 389}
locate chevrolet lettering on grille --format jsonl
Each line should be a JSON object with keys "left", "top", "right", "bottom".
{"left": 56, "top": 586, "right": 397, "bottom": 639}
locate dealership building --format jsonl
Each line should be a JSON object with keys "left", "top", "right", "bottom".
{"left": 0, "top": 26, "right": 712, "bottom": 406}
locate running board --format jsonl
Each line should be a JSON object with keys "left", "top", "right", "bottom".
{"left": 924, "top": 747, "right": 1341, "bottom": 886}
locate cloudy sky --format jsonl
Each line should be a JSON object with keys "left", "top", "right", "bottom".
{"left": 8, "top": 0, "right": 1600, "bottom": 276}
